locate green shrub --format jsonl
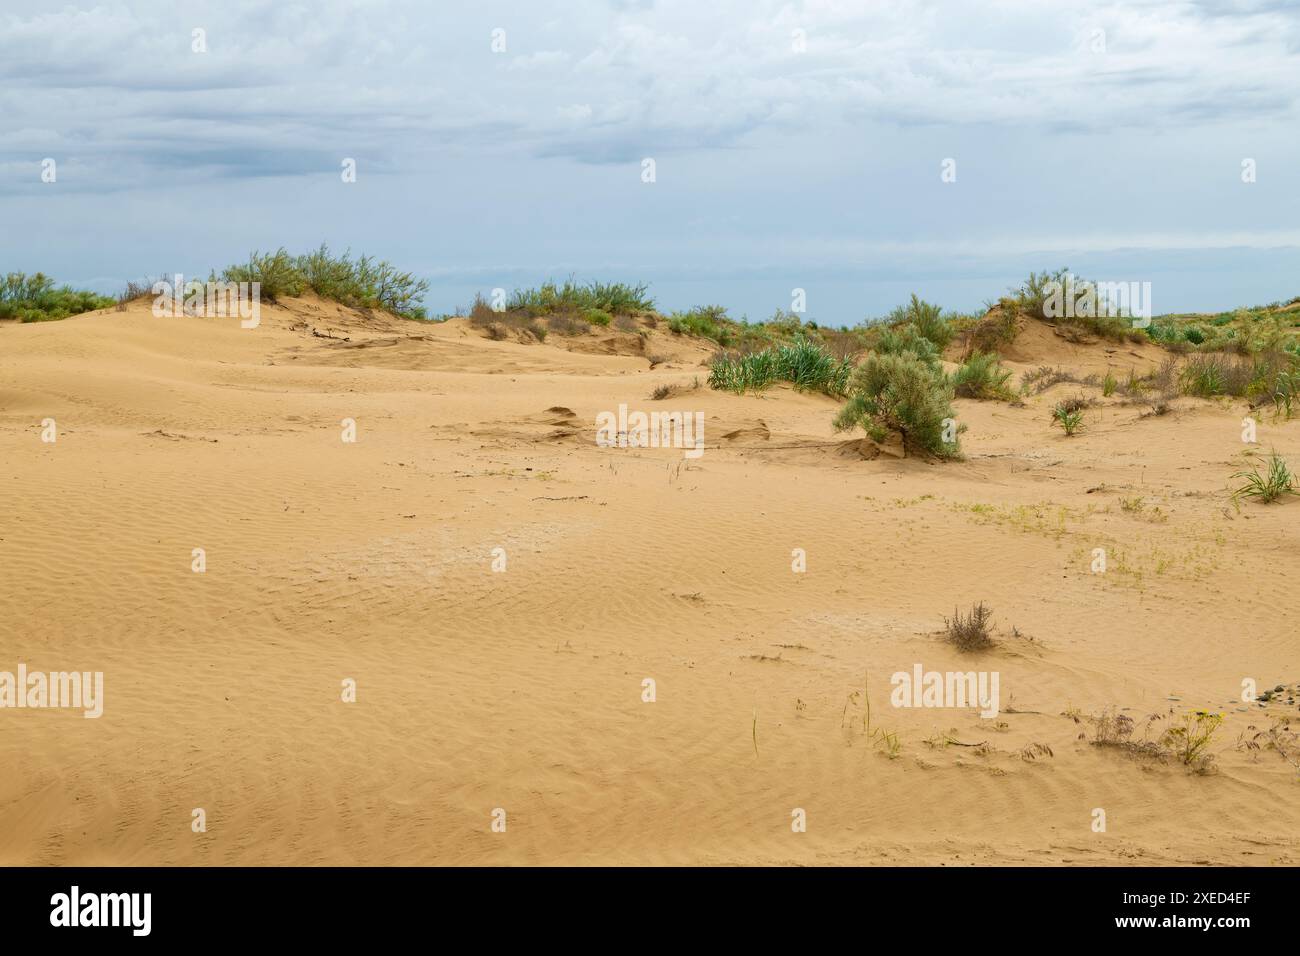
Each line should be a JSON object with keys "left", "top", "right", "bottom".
{"left": 875, "top": 323, "right": 942, "bottom": 369}
{"left": 669, "top": 304, "right": 732, "bottom": 344}
{"left": 221, "top": 248, "right": 305, "bottom": 301}
{"left": 887, "top": 293, "right": 953, "bottom": 350}
{"left": 952, "top": 351, "right": 1014, "bottom": 400}
{"left": 0, "top": 272, "right": 115, "bottom": 322}
{"left": 1052, "top": 402, "right": 1085, "bottom": 436}
{"left": 219, "top": 245, "right": 429, "bottom": 317}
{"left": 584, "top": 308, "right": 612, "bottom": 326}
{"left": 833, "top": 352, "right": 959, "bottom": 457}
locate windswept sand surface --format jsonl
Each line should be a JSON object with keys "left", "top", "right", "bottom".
{"left": 1, "top": 296, "right": 1297, "bottom": 866}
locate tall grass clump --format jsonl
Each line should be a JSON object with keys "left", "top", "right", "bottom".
{"left": 709, "top": 338, "right": 852, "bottom": 396}
{"left": 0, "top": 272, "right": 115, "bottom": 322}
{"left": 1231, "top": 450, "right": 1297, "bottom": 504}
{"left": 833, "top": 351, "right": 959, "bottom": 457}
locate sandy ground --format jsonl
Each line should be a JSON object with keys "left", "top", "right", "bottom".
{"left": 1, "top": 295, "right": 1297, "bottom": 866}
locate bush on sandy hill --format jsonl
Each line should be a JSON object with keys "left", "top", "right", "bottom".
{"left": 0, "top": 272, "right": 115, "bottom": 323}
{"left": 999, "top": 268, "right": 1144, "bottom": 344}
{"left": 884, "top": 293, "right": 954, "bottom": 350}
{"left": 833, "top": 351, "right": 960, "bottom": 458}
{"left": 219, "top": 245, "right": 430, "bottom": 318}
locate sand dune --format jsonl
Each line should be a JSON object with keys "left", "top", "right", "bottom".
{"left": 1, "top": 296, "right": 1296, "bottom": 866}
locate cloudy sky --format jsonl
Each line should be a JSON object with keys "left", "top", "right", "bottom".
{"left": 3, "top": 0, "right": 1298, "bottom": 323}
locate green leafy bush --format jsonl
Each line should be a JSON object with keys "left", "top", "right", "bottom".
{"left": 219, "top": 245, "right": 429, "bottom": 317}
{"left": 0, "top": 272, "right": 115, "bottom": 322}
{"left": 832, "top": 351, "right": 959, "bottom": 457}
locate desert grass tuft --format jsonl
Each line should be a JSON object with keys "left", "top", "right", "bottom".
{"left": 943, "top": 602, "right": 996, "bottom": 651}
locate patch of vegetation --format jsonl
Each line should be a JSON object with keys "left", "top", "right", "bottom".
{"left": 220, "top": 244, "right": 430, "bottom": 318}
{"left": 669, "top": 304, "right": 732, "bottom": 344}
{"left": 1179, "top": 351, "right": 1253, "bottom": 397}
{"left": 1021, "top": 365, "right": 1082, "bottom": 394}
{"left": 885, "top": 293, "right": 954, "bottom": 350}
{"left": 1052, "top": 401, "right": 1085, "bottom": 436}
{"left": 506, "top": 278, "right": 654, "bottom": 317}
{"left": 1231, "top": 450, "right": 1297, "bottom": 504}
{"left": 0, "top": 272, "right": 115, "bottom": 323}
{"left": 943, "top": 602, "right": 996, "bottom": 652}
{"left": 833, "top": 351, "right": 960, "bottom": 457}
{"left": 952, "top": 351, "right": 1014, "bottom": 400}
{"left": 708, "top": 338, "right": 853, "bottom": 396}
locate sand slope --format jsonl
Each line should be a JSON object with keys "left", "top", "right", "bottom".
{"left": 0, "top": 297, "right": 1296, "bottom": 865}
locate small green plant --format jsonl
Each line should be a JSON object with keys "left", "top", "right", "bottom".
{"left": 886, "top": 293, "right": 953, "bottom": 350}
{"left": 1231, "top": 450, "right": 1297, "bottom": 504}
{"left": 1052, "top": 403, "right": 1085, "bottom": 436}
{"left": 1102, "top": 369, "right": 1117, "bottom": 397}
{"left": 1161, "top": 711, "right": 1223, "bottom": 770}
{"left": 219, "top": 244, "right": 430, "bottom": 317}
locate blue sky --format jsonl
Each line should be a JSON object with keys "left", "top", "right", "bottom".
{"left": 3, "top": 0, "right": 1298, "bottom": 324}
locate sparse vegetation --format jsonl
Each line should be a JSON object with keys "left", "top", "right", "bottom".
{"left": 1089, "top": 707, "right": 1221, "bottom": 772}
{"left": 505, "top": 278, "right": 654, "bottom": 318}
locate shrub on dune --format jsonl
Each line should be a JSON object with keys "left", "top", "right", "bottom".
{"left": 886, "top": 293, "right": 954, "bottom": 350}
{"left": 833, "top": 351, "right": 959, "bottom": 457}
{"left": 219, "top": 244, "right": 430, "bottom": 318}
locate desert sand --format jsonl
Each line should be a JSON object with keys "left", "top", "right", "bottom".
{"left": 1, "top": 295, "right": 1296, "bottom": 866}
